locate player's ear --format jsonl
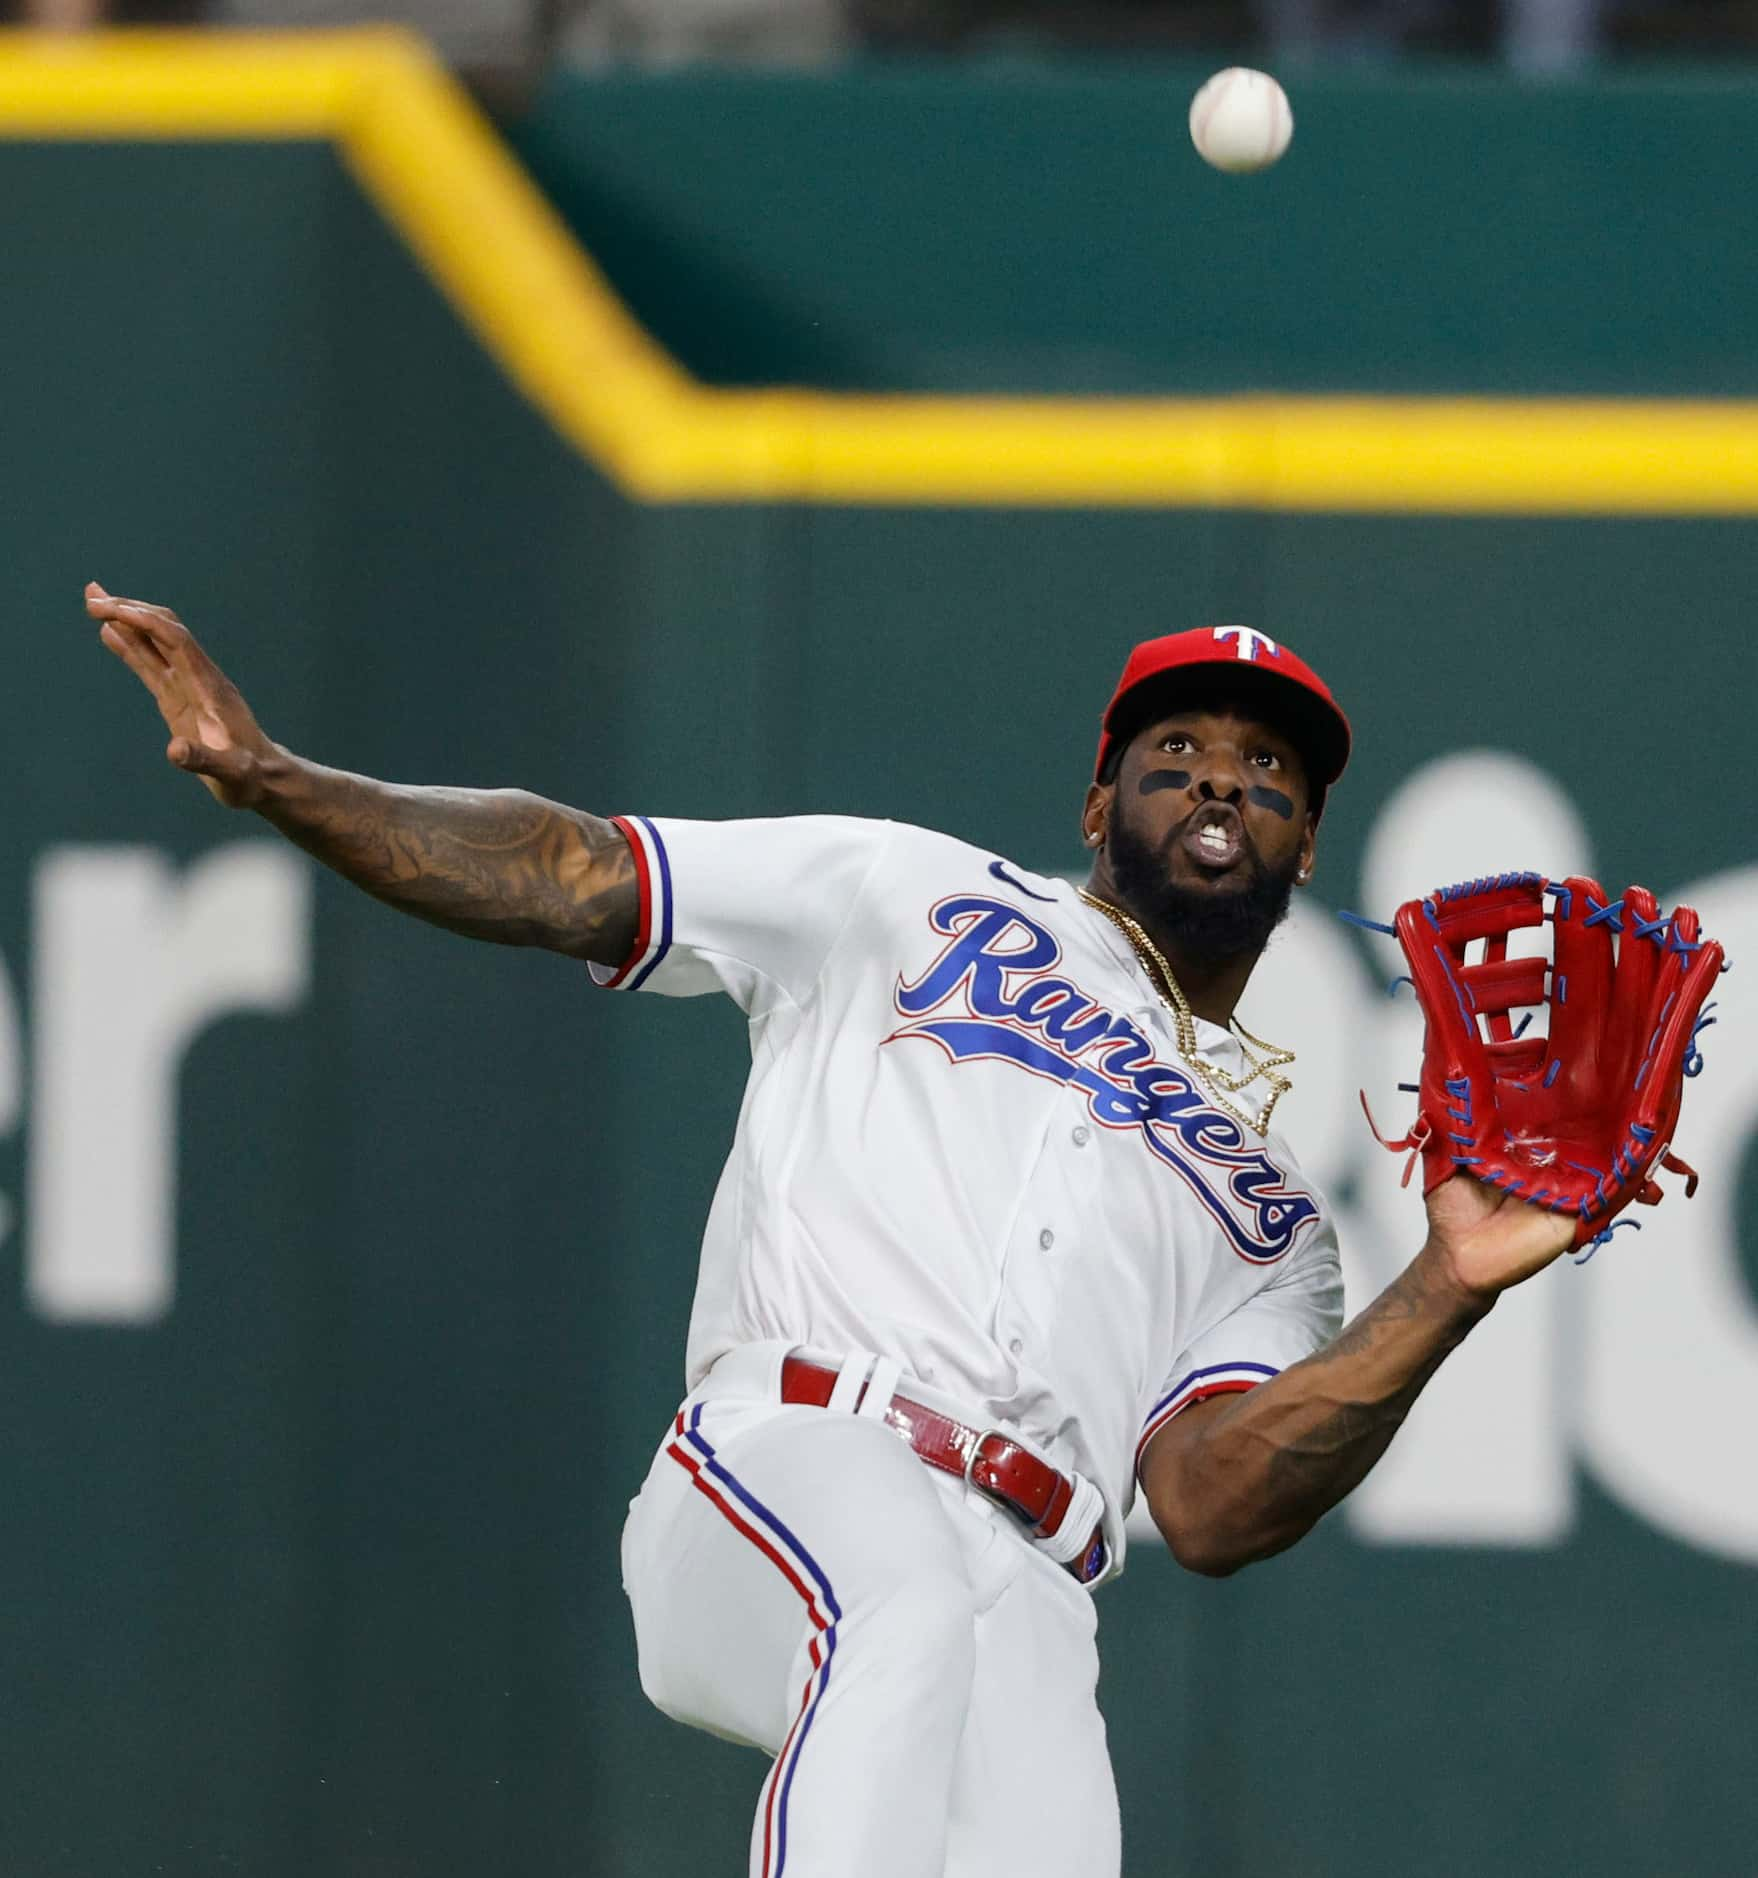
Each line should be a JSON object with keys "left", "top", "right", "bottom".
{"left": 1081, "top": 781, "right": 1111, "bottom": 850}
{"left": 1296, "top": 813, "right": 1317, "bottom": 886}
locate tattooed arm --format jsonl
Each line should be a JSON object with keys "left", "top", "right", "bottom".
{"left": 1139, "top": 1177, "right": 1576, "bottom": 1577}
{"left": 87, "top": 584, "right": 636, "bottom": 965}
{"left": 255, "top": 766, "right": 636, "bottom": 960}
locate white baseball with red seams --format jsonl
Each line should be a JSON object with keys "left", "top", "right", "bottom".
{"left": 601, "top": 808, "right": 1341, "bottom": 1876}
{"left": 1190, "top": 66, "right": 1295, "bottom": 173}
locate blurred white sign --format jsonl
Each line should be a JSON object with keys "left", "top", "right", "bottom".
{"left": 16, "top": 842, "right": 310, "bottom": 1323}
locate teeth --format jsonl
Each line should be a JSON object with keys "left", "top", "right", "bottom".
{"left": 1198, "top": 826, "right": 1230, "bottom": 851}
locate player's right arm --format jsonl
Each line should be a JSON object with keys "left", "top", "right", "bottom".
{"left": 87, "top": 584, "right": 637, "bottom": 964}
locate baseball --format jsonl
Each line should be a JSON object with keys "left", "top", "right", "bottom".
{"left": 1189, "top": 67, "right": 1294, "bottom": 173}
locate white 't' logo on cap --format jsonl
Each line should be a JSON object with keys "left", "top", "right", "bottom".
{"left": 1213, "top": 626, "right": 1278, "bottom": 662}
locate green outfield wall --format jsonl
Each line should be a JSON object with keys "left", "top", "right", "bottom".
{"left": 3, "top": 53, "right": 1756, "bottom": 1878}
{"left": 512, "top": 63, "right": 1758, "bottom": 398}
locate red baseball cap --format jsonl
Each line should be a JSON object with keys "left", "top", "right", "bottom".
{"left": 1093, "top": 625, "right": 1352, "bottom": 792}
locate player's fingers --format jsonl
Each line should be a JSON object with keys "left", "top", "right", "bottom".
{"left": 96, "top": 587, "right": 179, "bottom": 616}
{"left": 111, "top": 601, "right": 189, "bottom": 648}
{"left": 101, "top": 611, "right": 174, "bottom": 673}
{"left": 86, "top": 587, "right": 178, "bottom": 620}
{"left": 98, "top": 618, "right": 149, "bottom": 668}
{"left": 86, "top": 595, "right": 176, "bottom": 660}
{"left": 98, "top": 620, "right": 175, "bottom": 691}
{"left": 111, "top": 604, "right": 230, "bottom": 691}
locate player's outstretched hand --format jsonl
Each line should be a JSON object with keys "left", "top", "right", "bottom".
{"left": 1420, "top": 1174, "right": 1576, "bottom": 1300}
{"left": 86, "top": 582, "right": 275, "bottom": 808}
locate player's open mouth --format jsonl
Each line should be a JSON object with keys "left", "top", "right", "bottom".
{"left": 1180, "top": 804, "right": 1246, "bottom": 874}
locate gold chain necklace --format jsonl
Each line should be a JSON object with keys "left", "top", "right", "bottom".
{"left": 1077, "top": 889, "right": 1294, "bottom": 1136}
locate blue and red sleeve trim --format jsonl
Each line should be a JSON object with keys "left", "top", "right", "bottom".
{"left": 1134, "top": 1360, "right": 1279, "bottom": 1477}
{"left": 596, "top": 814, "right": 674, "bottom": 991}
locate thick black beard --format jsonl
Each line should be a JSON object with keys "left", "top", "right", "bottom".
{"left": 1108, "top": 811, "right": 1300, "bottom": 966}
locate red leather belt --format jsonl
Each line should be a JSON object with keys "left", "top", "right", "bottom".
{"left": 780, "top": 1355, "right": 1107, "bottom": 1585}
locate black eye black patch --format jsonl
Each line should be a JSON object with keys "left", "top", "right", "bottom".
{"left": 1248, "top": 784, "right": 1295, "bottom": 821}
{"left": 1137, "top": 769, "right": 1190, "bottom": 796}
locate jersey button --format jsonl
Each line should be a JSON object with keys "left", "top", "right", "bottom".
{"left": 1038, "top": 1228, "right": 1055, "bottom": 1250}
{"left": 1008, "top": 1338, "right": 1024, "bottom": 1357}
{"left": 1071, "top": 1125, "right": 1090, "bottom": 1147}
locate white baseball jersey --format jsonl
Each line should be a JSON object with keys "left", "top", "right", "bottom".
{"left": 594, "top": 813, "right": 1344, "bottom": 1573}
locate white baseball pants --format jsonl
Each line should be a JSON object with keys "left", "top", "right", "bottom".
{"left": 621, "top": 1343, "right": 1122, "bottom": 1878}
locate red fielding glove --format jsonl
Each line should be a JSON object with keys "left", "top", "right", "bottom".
{"left": 1363, "top": 872, "right": 1723, "bottom": 1252}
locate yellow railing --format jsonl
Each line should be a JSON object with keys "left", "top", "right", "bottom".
{"left": 6, "top": 28, "right": 1757, "bottom": 512}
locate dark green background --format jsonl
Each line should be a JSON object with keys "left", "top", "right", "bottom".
{"left": 2, "top": 65, "right": 1754, "bottom": 1877}
{"left": 513, "top": 63, "right": 1758, "bottom": 396}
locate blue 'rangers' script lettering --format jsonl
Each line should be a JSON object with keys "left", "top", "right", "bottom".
{"left": 888, "top": 894, "right": 1318, "bottom": 1263}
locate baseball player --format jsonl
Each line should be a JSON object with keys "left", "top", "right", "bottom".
{"left": 91, "top": 582, "right": 1586, "bottom": 1877}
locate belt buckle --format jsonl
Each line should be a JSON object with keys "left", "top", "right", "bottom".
{"left": 962, "top": 1429, "right": 1032, "bottom": 1524}
{"left": 965, "top": 1432, "right": 1106, "bottom": 1584}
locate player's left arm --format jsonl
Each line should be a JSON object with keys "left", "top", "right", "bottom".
{"left": 1139, "top": 1176, "right": 1573, "bottom": 1577}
